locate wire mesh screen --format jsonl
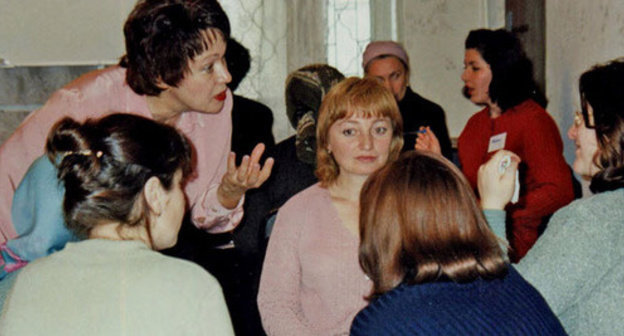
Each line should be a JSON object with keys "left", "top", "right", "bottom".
{"left": 327, "top": 0, "right": 371, "bottom": 77}
{"left": 220, "top": 0, "right": 371, "bottom": 141}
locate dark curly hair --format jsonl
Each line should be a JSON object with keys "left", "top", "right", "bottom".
{"left": 579, "top": 59, "right": 624, "bottom": 193}
{"left": 464, "top": 29, "right": 547, "bottom": 111}
{"left": 45, "top": 113, "right": 192, "bottom": 238}
{"left": 120, "top": 0, "right": 230, "bottom": 96}
{"left": 225, "top": 38, "right": 251, "bottom": 92}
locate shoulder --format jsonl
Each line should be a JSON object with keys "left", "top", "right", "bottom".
{"left": 527, "top": 189, "right": 624, "bottom": 266}
{"left": 364, "top": 285, "right": 415, "bottom": 312}
{"left": 45, "top": 66, "right": 130, "bottom": 111}
{"left": 280, "top": 183, "right": 327, "bottom": 209}
{"left": 265, "top": 137, "right": 317, "bottom": 197}
{"left": 151, "top": 253, "right": 221, "bottom": 291}
{"left": 459, "top": 108, "right": 489, "bottom": 138}
{"left": 233, "top": 95, "right": 273, "bottom": 115}
{"left": 415, "top": 92, "right": 443, "bottom": 109}
{"left": 351, "top": 286, "right": 411, "bottom": 334}
{"left": 507, "top": 100, "right": 555, "bottom": 124}
{"left": 510, "top": 99, "right": 544, "bottom": 114}
{"left": 559, "top": 189, "right": 623, "bottom": 215}
{"left": 465, "top": 108, "right": 489, "bottom": 126}
{"left": 111, "top": 248, "right": 224, "bottom": 302}
{"left": 273, "top": 183, "right": 328, "bottom": 229}
{"left": 18, "top": 155, "right": 56, "bottom": 185}
{"left": 268, "top": 136, "right": 297, "bottom": 160}
{"left": 406, "top": 89, "right": 445, "bottom": 114}
{"left": 552, "top": 189, "right": 624, "bottom": 225}
{"left": 502, "top": 266, "right": 538, "bottom": 291}
{"left": 503, "top": 266, "right": 547, "bottom": 296}
{"left": 60, "top": 66, "right": 126, "bottom": 94}
{"left": 352, "top": 283, "right": 446, "bottom": 335}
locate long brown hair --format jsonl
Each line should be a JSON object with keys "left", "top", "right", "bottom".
{"left": 359, "top": 151, "right": 507, "bottom": 299}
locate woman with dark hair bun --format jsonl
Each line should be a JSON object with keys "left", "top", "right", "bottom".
{"left": 350, "top": 151, "right": 565, "bottom": 336}
{"left": 417, "top": 28, "right": 574, "bottom": 262}
{"left": 480, "top": 58, "right": 624, "bottom": 335}
{"left": 0, "top": 114, "right": 234, "bottom": 335}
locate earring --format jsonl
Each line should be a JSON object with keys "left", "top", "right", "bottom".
{"left": 327, "top": 148, "right": 332, "bottom": 154}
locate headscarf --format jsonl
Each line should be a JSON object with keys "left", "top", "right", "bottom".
{"left": 285, "top": 64, "right": 345, "bottom": 165}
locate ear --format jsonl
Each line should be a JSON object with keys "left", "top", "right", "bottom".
{"left": 143, "top": 176, "right": 166, "bottom": 217}
{"left": 155, "top": 77, "right": 171, "bottom": 91}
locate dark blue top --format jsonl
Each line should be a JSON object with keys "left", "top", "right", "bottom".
{"left": 398, "top": 87, "right": 452, "bottom": 160}
{"left": 350, "top": 266, "right": 566, "bottom": 335}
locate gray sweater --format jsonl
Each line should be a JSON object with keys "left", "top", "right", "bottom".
{"left": 485, "top": 188, "right": 624, "bottom": 335}
{"left": 0, "top": 239, "right": 234, "bottom": 336}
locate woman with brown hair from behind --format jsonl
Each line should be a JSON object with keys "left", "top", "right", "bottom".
{"left": 351, "top": 151, "right": 566, "bottom": 335}
{"left": 0, "top": 114, "right": 234, "bottom": 335}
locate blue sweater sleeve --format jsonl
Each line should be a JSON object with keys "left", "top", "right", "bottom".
{"left": 483, "top": 209, "right": 509, "bottom": 253}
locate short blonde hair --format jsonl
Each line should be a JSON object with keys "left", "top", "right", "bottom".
{"left": 315, "top": 77, "right": 403, "bottom": 185}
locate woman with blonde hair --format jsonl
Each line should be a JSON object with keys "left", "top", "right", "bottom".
{"left": 351, "top": 151, "right": 565, "bottom": 335}
{"left": 258, "top": 77, "right": 403, "bottom": 335}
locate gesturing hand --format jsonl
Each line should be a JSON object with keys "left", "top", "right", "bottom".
{"left": 217, "top": 143, "right": 274, "bottom": 209}
{"left": 477, "top": 150, "right": 520, "bottom": 210}
{"left": 414, "top": 126, "right": 442, "bottom": 155}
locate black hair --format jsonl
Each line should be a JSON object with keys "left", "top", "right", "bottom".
{"left": 120, "top": 0, "right": 231, "bottom": 96}
{"left": 464, "top": 28, "right": 547, "bottom": 111}
{"left": 46, "top": 113, "right": 192, "bottom": 237}
{"left": 579, "top": 59, "right": 624, "bottom": 193}
{"left": 225, "top": 38, "right": 251, "bottom": 91}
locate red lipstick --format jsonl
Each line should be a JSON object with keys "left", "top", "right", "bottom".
{"left": 215, "top": 90, "right": 227, "bottom": 101}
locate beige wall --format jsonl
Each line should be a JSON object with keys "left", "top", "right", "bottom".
{"left": 0, "top": 1, "right": 134, "bottom": 66}
{"left": 546, "top": 0, "right": 624, "bottom": 163}
{"left": 4, "top": 0, "right": 624, "bottom": 150}
{"left": 396, "top": 0, "right": 505, "bottom": 139}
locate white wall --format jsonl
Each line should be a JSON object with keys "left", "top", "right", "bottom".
{"left": 4, "top": 0, "right": 624, "bottom": 151}
{"left": 1, "top": 0, "right": 505, "bottom": 142}
{"left": 0, "top": 0, "right": 134, "bottom": 66}
{"left": 546, "top": 0, "right": 624, "bottom": 164}
{"left": 397, "top": 0, "right": 505, "bottom": 140}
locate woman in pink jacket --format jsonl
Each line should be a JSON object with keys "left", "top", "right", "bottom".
{"left": 0, "top": 0, "right": 272, "bottom": 281}
{"left": 258, "top": 77, "right": 403, "bottom": 335}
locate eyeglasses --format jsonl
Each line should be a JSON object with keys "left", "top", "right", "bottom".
{"left": 574, "top": 108, "right": 595, "bottom": 129}
{"left": 574, "top": 111, "right": 584, "bottom": 127}
{"left": 580, "top": 97, "right": 595, "bottom": 129}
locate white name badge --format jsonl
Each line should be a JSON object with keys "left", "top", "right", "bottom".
{"left": 488, "top": 132, "right": 507, "bottom": 153}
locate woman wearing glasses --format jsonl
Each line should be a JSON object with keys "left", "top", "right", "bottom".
{"left": 479, "top": 59, "right": 624, "bottom": 335}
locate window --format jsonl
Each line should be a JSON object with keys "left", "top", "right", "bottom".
{"left": 326, "top": 0, "right": 371, "bottom": 77}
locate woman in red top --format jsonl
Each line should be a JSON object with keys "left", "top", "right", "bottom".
{"left": 418, "top": 29, "right": 574, "bottom": 261}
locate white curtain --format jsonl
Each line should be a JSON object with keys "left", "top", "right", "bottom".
{"left": 221, "top": 0, "right": 327, "bottom": 142}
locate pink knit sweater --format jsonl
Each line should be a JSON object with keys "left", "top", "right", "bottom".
{"left": 258, "top": 183, "right": 371, "bottom": 336}
{"left": 0, "top": 66, "right": 243, "bottom": 243}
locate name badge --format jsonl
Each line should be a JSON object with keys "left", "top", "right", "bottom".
{"left": 488, "top": 132, "right": 506, "bottom": 153}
